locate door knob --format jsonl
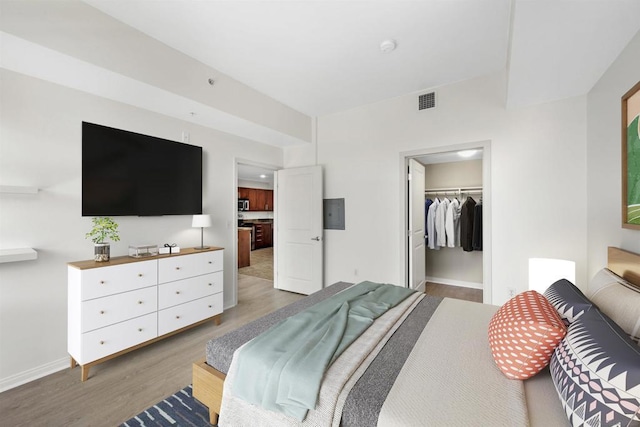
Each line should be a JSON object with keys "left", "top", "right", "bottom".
{"left": 311, "top": 236, "right": 321, "bottom": 241}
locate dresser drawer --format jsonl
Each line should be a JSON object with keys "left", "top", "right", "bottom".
{"left": 158, "top": 271, "right": 223, "bottom": 310}
{"left": 81, "top": 286, "right": 157, "bottom": 333}
{"left": 81, "top": 260, "right": 157, "bottom": 301}
{"left": 158, "top": 250, "right": 223, "bottom": 283}
{"left": 80, "top": 312, "right": 157, "bottom": 364}
{"left": 158, "top": 293, "right": 223, "bottom": 336}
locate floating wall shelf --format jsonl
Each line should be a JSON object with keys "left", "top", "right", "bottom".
{"left": 0, "top": 248, "right": 38, "bottom": 263}
{"left": 0, "top": 186, "right": 39, "bottom": 194}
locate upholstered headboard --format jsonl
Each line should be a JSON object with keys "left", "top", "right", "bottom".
{"left": 587, "top": 246, "right": 640, "bottom": 342}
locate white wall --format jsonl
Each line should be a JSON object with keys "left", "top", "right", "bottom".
{"left": 0, "top": 69, "right": 283, "bottom": 389}
{"left": 587, "top": 29, "right": 640, "bottom": 278}
{"left": 285, "top": 71, "right": 588, "bottom": 304}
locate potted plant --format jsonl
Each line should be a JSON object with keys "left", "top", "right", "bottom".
{"left": 86, "top": 217, "right": 120, "bottom": 262}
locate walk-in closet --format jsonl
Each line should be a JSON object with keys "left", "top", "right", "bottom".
{"left": 418, "top": 150, "right": 484, "bottom": 299}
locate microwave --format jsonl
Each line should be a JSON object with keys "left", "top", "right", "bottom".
{"left": 238, "top": 199, "right": 249, "bottom": 211}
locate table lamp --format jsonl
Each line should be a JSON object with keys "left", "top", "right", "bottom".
{"left": 192, "top": 214, "right": 211, "bottom": 250}
{"left": 528, "top": 258, "right": 576, "bottom": 294}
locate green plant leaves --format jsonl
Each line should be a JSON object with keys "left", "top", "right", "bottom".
{"left": 85, "top": 217, "right": 121, "bottom": 244}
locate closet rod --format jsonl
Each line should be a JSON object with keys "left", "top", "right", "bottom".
{"left": 424, "top": 186, "right": 483, "bottom": 194}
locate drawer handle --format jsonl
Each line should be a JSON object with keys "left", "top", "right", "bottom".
{"left": 208, "top": 305, "right": 212, "bottom": 308}
{"left": 100, "top": 310, "right": 105, "bottom": 315}
{"left": 100, "top": 341, "right": 105, "bottom": 345}
{"left": 138, "top": 328, "right": 143, "bottom": 332}
{"left": 175, "top": 267, "right": 181, "bottom": 270}
{"left": 176, "top": 315, "right": 181, "bottom": 319}
{"left": 138, "top": 301, "right": 143, "bottom": 305}
{"left": 176, "top": 291, "right": 181, "bottom": 295}
{"left": 208, "top": 283, "right": 212, "bottom": 286}
{"left": 138, "top": 273, "right": 143, "bottom": 277}
{"left": 208, "top": 261, "right": 213, "bottom": 264}
{"left": 100, "top": 280, "right": 105, "bottom": 284}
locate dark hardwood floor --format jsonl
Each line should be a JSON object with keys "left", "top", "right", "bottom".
{"left": 424, "top": 281, "right": 483, "bottom": 303}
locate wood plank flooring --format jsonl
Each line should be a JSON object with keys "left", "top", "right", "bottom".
{"left": 0, "top": 278, "right": 479, "bottom": 426}
{"left": 0, "top": 275, "right": 302, "bottom": 427}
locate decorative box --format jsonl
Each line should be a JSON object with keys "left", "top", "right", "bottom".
{"left": 128, "top": 244, "right": 159, "bottom": 258}
{"left": 159, "top": 245, "right": 181, "bottom": 255}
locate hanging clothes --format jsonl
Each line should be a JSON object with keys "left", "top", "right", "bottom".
{"left": 435, "top": 198, "right": 450, "bottom": 247}
{"left": 460, "top": 197, "right": 476, "bottom": 252}
{"left": 426, "top": 198, "right": 440, "bottom": 250}
{"left": 445, "top": 198, "right": 461, "bottom": 248}
{"left": 472, "top": 202, "right": 483, "bottom": 251}
{"left": 424, "top": 198, "right": 433, "bottom": 244}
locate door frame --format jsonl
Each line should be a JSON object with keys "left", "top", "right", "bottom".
{"left": 231, "top": 158, "right": 280, "bottom": 307}
{"left": 398, "top": 140, "right": 492, "bottom": 304}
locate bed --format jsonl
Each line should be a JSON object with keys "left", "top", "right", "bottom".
{"left": 192, "top": 247, "right": 640, "bottom": 426}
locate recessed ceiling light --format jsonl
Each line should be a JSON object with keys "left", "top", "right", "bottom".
{"left": 260, "top": 174, "right": 267, "bottom": 179}
{"left": 457, "top": 150, "right": 477, "bottom": 158}
{"left": 380, "top": 39, "right": 396, "bottom": 54}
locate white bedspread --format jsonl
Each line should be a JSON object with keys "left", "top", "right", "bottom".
{"left": 218, "top": 292, "right": 424, "bottom": 427}
{"left": 378, "top": 298, "right": 529, "bottom": 426}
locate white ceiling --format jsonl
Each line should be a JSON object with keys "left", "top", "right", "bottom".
{"left": 237, "top": 164, "right": 275, "bottom": 186}
{"left": 85, "top": 0, "right": 640, "bottom": 117}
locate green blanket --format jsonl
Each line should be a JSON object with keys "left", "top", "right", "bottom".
{"left": 232, "top": 281, "right": 415, "bottom": 420}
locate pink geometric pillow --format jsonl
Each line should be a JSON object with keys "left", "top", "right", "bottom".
{"left": 488, "top": 290, "right": 567, "bottom": 380}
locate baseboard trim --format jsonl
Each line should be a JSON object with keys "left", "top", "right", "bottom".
{"left": 0, "top": 357, "right": 68, "bottom": 393}
{"left": 425, "top": 276, "right": 483, "bottom": 290}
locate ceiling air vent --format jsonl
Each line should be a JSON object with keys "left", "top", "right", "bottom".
{"left": 418, "top": 92, "right": 436, "bottom": 111}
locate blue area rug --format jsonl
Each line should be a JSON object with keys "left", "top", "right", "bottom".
{"left": 120, "top": 385, "right": 212, "bottom": 427}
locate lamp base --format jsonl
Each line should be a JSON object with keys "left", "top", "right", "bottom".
{"left": 194, "top": 246, "right": 210, "bottom": 250}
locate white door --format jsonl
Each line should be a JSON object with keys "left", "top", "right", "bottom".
{"left": 274, "top": 166, "right": 323, "bottom": 295}
{"left": 408, "top": 159, "right": 426, "bottom": 291}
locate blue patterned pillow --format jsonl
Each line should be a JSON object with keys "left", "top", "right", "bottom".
{"left": 544, "top": 279, "right": 596, "bottom": 325}
{"left": 550, "top": 309, "right": 640, "bottom": 426}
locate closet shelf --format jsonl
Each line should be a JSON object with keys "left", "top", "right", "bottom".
{"left": 0, "top": 248, "right": 38, "bottom": 263}
{"left": 425, "top": 186, "right": 482, "bottom": 194}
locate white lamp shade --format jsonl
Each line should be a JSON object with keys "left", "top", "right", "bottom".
{"left": 192, "top": 214, "right": 212, "bottom": 228}
{"left": 528, "top": 258, "right": 576, "bottom": 294}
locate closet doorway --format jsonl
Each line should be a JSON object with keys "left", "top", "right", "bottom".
{"left": 401, "top": 142, "right": 492, "bottom": 304}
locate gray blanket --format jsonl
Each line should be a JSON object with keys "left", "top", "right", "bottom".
{"left": 205, "top": 282, "right": 443, "bottom": 426}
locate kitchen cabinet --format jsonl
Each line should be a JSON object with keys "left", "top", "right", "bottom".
{"left": 250, "top": 189, "right": 266, "bottom": 211}
{"left": 238, "top": 228, "right": 251, "bottom": 267}
{"left": 238, "top": 187, "right": 274, "bottom": 211}
{"left": 265, "top": 190, "right": 273, "bottom": 211}
{"left": 238, "top": 187, "right": 250, "bottom": 200}
{"left": 254, "top": 222, "right": 273, "bottom": 249}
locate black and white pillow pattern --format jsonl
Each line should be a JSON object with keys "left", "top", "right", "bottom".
{"left": 544, "top": 279, "right": 596, "bottom": 325}
{"left": 550, "top": 309, "right": 640, "bottom": 426}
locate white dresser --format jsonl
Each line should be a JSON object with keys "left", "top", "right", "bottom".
{"left": 68, "top": 247, "right": 224, "bottom": 381}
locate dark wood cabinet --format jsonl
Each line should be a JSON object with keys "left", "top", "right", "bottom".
{"left": 238, "top": 228, "right": 251, "bottom": 267}
{"left": 238, "top": 187, "right": 274, "bottom": 211}
{"left": 253, "top": 222, "right": 273, "bottom": 249}
{"left": 238, "top": 187, "right": 250, "bottom": 200}
{"left": 251, "top": 189, "right": 266, "bottom": 211}
{"left": 265, "top": 190, "right": 273, "bottom": 211}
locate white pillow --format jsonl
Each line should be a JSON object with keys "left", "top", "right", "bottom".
{"left": 588, "top": 268, "right": 640, "bottom": 343}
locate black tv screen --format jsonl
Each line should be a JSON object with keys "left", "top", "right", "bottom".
{"left": 82, "top": 122, "right": 202, "bottom": 216}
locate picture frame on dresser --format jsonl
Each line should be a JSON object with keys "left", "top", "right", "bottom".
{"left": 67, "top": 247, "right": 224, "bottom": 381}
{"left": 622, "top": 79, "right": 640, "bottom": 230}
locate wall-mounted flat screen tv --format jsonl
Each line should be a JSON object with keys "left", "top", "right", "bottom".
{"left": 82, "top": 122, "right": 202, "bottom": 216}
